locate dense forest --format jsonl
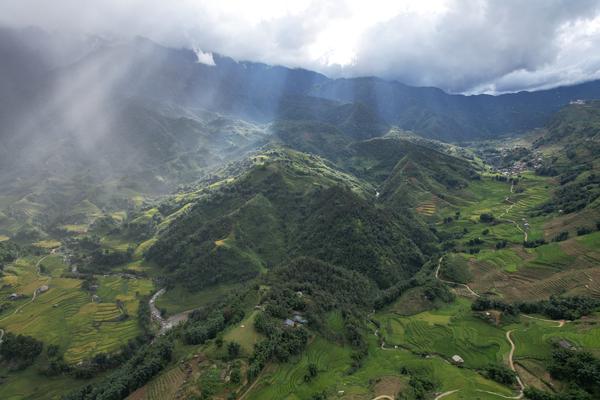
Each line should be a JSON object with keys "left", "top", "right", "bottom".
{"left": 147, "top": 147, "right": 436, "bottom": 290}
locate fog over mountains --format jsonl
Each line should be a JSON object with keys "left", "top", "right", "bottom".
{"left": 4, "top": 26, "right": 600, "bottom": 154}
{"left": 4, "top": 0, "right": 600, "bottom": 94}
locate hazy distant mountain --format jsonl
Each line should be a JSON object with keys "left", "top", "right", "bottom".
{"left": 66, "top": 35, "right": 600, "bottom": 142}
{"left": 3, "top": 27, "right": 600, "bottom": 149}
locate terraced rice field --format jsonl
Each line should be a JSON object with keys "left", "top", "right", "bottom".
{"left": 578, "top": 231, "right": 600, "bottom": 252}
{"left": 465, "top": 222, "right": 600, "bottom": 300}
{"left": 126, "top": 365, "right": 188, "bottom": 400}
{"left": 65, "top": 316, "right": 141, "bottom": 363}
{"left": 245, "top": 337, "right": 356, "bottom": 400}
{"left": 247, "top": 329, "right": 515, "bottom": 400}
{"left": 555, "top": 235, "right": 600, "bottom": 272}
{"left": 371, "top": 302, "right": 600, "bottom": 399}
{"left": 0, "top": 255, "right": 154, "bottom": 364}
{"left": 503, "top": 191, "right": 547, "bottom": 222}
{"left": 470, "top": 258, "right": 599, "bottom": 301}
{"left": 380, "top": 301, "right": 508, "bottom": 369}
{"left": 446, "top": 171, "right": 600, "bottom": 302}
{"left": 544, "top": 207, "right": 600, "bottom": 238}
{"left": 475, "top": 249, "right": 523, "bottom": 272}
{"left": 415, "top": 199, "right": 436, "bottom": 216}
{"left": 442, "top": 173, "right": 552, "bottom": 246}
{"left": 526, "top": 243, "right": 574, "bottom": 270}
{"left": 147, "top": 366, "right": 187, "bottom": 400}
{"left": 0, "top": 366, "right": 92, "bottom": 400}
{"left": 33, "top": 239, "right": 61, "bottom": 249}
{"left": 134, "top": 238, "right": 157, "bottom": 258}
{"left": 58, "top": 224, "right": 88, "bottom": 234}
{"left": 100, "top": 236, "right": 136, "bottom": 252}
{"left": 512, "top": 315, "right": 600, "bottom": 362}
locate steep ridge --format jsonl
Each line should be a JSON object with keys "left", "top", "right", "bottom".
{"left": 147, "top": 146, "right": 437, "bottom": 290}
{"left": 339, "top": 137, "right": 479, "bottom": 209}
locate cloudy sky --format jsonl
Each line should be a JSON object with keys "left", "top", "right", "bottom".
{"left": 3, "top": 0, "right": 600, "bottom": 94}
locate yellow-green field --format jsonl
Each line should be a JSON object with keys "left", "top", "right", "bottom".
{"left": 33, "top": 239, "right": 61, "bottom": 249}
{"left": 0, "top": 255, "right": 154, "bottom": 364}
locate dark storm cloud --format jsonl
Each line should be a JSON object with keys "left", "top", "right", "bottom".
{"left": 2, "top": 0, "right": 600, "bottom": 93}
{"left": 349, "top": 0, "right": 600, "bottom": 93}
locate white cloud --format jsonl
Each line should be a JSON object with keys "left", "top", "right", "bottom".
{"left": 193, "top": 48, "right": 215, "bottom": 66}
{"left": 1, "top": 0, "right": 600, "bottom": 93}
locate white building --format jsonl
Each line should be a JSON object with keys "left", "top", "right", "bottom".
{"left": 451, "top": 355, "right": 464, "bottom": 364}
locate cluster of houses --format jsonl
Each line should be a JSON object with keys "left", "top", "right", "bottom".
{"left": 496, "top": 160, "right": 529, "bottom": 176}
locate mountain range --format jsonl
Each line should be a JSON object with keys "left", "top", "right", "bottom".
{"left": 4, "top": 27, "right": 600, "bottom": 147}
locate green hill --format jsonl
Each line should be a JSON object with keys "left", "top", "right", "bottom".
{"left": 533, "top": 101, "right": 600, "bottom": 215}
{"left": 339, "top": 137, "right": 479, "bottom": 210}
{"left": 147, "top": 146, "right": 436, "bottom": 290}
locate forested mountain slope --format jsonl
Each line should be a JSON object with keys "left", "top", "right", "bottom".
{"left": 337, "top": 137, "right": 480, "bottom": 208}
{"left": 147, "top": 146, "right": 439, "bottom": 290}
{"left": 532, "top": 101, "right": 600, "bottom": 215}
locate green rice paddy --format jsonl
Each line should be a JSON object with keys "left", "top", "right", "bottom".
{"left": 0, "top": 255, "right": 154, "bottom": 364}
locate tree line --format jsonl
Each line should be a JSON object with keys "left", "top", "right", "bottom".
{"left": 472, "top": 295, "right": 600, "bottom": 320}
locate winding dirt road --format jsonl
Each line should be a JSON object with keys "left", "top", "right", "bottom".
{"left": 521, "top": 314, "right": 566, "bottom": 327}
{"left": 434, "top": 389, "right": 460, "bottom": 400}
{"left": 500, "top": 181, "right": 528, "bottom": 242}
{"left": 506, "top": 331, "right": 525, "bottom": 393}
{"left": 434, "top": 256, "right": 480, "bottom": 297}
{"left": 479, "top": 320, "right": 567, "bottom": 399}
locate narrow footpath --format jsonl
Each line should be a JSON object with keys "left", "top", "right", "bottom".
{"left": 499, "top": 181, "right": 528, "bottom": 242}
{"left": 434, "top": 390, "right": 460, "bottom": 400}
{"left": 434, "top": 255, "right": 480, "bottom": 297}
